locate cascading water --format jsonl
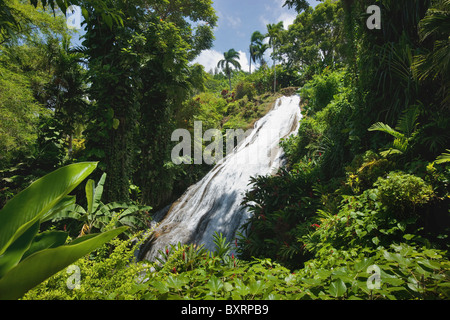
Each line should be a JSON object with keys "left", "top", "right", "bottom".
{"left": 140, "top": 95, "right": 302, "bottom": 262}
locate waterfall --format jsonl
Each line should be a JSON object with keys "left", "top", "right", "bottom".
{"left": 140, "top": 95, "right": 301, "bottom": 261}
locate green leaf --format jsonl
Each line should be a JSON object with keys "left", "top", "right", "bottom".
{"left": 383, "top": 251, "right": 411, "bottom": 267}
{"left": 166, "top": 275, "right": 187, "bottom": 291}
{"left": 0, "top": 162, "right": 98, "bottom": 256}
{"left": 0, "top": 226, "right": 126, "bottom": 300}
{"left": 207, "top": 275, "right": 223, "bottom": 293}
{"left": 50, "top": 204, "right": 86, "bottom": 221}
{"left": 93, "top": 173, "right": 106, "bottom": 213}
{"left": 249, "top": 280, "right": 265, "bottom": 296}
{"left": 372, "top": 236, "right": 380, "bottom": 245}
{"left": 355, "top": 257, "right": 376, "bottom": 272}
{"left": 22, "top": 230, "right": 68, "bottom": 260}
{"left": 224, "top": 282, "right": 233, "bottom": 292}
{"left": 152, "top": 281, "right": 169, "bottom": 294}
{"left": 41, "top": 196, "right": 77, "bottom": 223}
{"left": 329, "top": 279, "right": 347, "bottom": 298}
{"left": 368, "top": 122, "right": 404, "bottom": 139}
{"left": 284, "top": 274, "right": 296, "bottom": 286}
{"left": 81, "top": 7, "right": 89, "bottom": 20}
{"left": 0, "top": 222, "right": 39, "bottom": 278}
{"left": 234, "top": 279, "right": 249, "bottom": 297}
{"left": 104, "top": 14, "right": 113, "bottom": 29}
{"left": 112, "top": 118, "right": 120, "bottom": 130}
{"left": 417, "top": 259, "right": 441, "bottom": 270}
{"left": 85, "top": 179, "right": 95, "bottom": 213}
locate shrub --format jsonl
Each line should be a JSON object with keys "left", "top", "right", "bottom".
{"left": 303, "top": 171, "right": 438, "bottom": 260}
{"left": 344, "top": 151, "right": 393, "bottom": 194}
{"left": 235, "top": 81, "right": 256, "bottom": 100}
{"left": 374, "top": 171, "right": 434, "bottom": 217}
{"left": 22, "top": 236, "right": 147, "bottom": 300}
{"left": 300, "top": 69, "right": 345, "bottom": 114}
{"left": 240, "top": 165, "right": 321, "bottom": 268}
{"left": 299, "top": 243, "right": 450, "bottom": 300}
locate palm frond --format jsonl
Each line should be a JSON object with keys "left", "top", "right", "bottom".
{"left": 435, "top": 149, "right": 450, "bottom": 164}
{"left": 396, "top": 105, "right": 420, "bottom": 137}
{"left": 368, "top": 122, "right": 405, "bottom": 140}
{"left": 380, "top": 148, "right": 404, "bottom": 158}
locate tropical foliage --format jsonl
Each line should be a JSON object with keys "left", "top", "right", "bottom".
{"left": 0, "top": 162, "right": 126, "bottom": 300}
{"left": 23, "top": 233, "right": 450, "bottom": 300}
{"left": 0, "top": 0, "right": 449, "bottom": 301}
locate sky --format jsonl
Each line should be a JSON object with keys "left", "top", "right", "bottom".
{"left": 192, "top": 0, "right": 322, "bottom": 73}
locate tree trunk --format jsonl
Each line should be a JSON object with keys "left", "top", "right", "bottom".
{"left": 67, "top": 134, "right": 73, "bottom": 159}
{"left": 104, "top": 116, "right": 133, "bottom": 203}
{"left": 273, "top": 59, "right": 277, "bottom": 93}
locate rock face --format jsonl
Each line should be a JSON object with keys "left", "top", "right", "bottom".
{"left": 139, "top": 95, "right": 302, "bottom": 262}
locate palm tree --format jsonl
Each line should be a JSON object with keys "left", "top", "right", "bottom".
{"left": 46, "top": 35, "right": 88, "bottom": 159}
{"left": 266, "top": 22, "right": 284, "bottom": 92}
{"left": 254, "top": 42, "right": 269, "bottom": 67}
{"left": 217, "top": 48, "right": 241, "bottom": 91}
{"left": 249, "top": 31, "right": 265, "bottom": 73}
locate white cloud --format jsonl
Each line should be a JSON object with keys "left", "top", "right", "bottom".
{"left": 260, "top": 0, "right": 297, "bottom": 30}
{"left": 278, "top": 12, "right": 296, "bottom": 29}
{"left": 237, "top": 50, "right": 257, "bottom": 73}
{"left": 226, "top": 15, "right": 242, "bottom": 28}
{"left": 192, "top": 49, "right": 256, "bottom": 74}
{"left": 192, "top": 49, "right": 224, "bottom": 73}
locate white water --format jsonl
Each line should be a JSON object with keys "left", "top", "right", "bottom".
{"left": 140, "top": 95, "right": 301, "bottom": 261}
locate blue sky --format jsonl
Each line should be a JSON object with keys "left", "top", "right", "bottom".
{"left": 193, "top": 0, "right": 322, "bottom": 73}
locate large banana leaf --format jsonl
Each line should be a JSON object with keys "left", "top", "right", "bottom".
{"left": 0, "top": 162, "right": 128, "bottom": 299}
{"left": 0, "top": 222, "right": 40, "bottom": 279}
{"left": 85, "top": 178, "right": 96, "bottom": 214}
{"left": 0, "top": 162, "right": 98, "bottom": 256}
{"left": 0, "top": 227, "right": 127, "bottom": 300}
{"left": 92, "top": 173, "right": 106, "bottom": 213}
{"left": 40, "top": 196, "right": 77, "bottom": 223}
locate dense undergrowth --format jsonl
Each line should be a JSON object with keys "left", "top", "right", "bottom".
{"left": 22, "top": 231, "right": 449, "bottom": 300}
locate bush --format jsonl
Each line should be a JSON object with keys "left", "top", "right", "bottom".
{"left": 344, "top": 151, "right": 393, "bottom": 194}
{"left": 22, "top": 236, "right": 147, "bottom": 300}
{"left": 235, "top": 81, "right": 256, "bottom": 100}
{"left": 375, "top": 171, "right": 434, "bottom": 217}
{"left": 299, "top": 243, "right": 450, "bottom": 300}
{"left": 300, "top": 69, "right": 345, "bottom": 114}
{"left": 240, "top": 165, "right": 321, "bottom": 268}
